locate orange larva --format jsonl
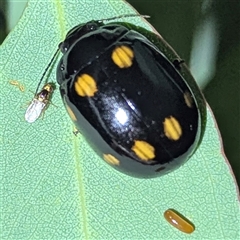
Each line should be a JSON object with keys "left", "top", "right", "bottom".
{"left": 164, "top": 209, "right": 195, "bottom": 234}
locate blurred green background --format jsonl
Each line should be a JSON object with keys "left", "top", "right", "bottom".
{"left": 1, "top": 0, "right": 239, "bottom": 186}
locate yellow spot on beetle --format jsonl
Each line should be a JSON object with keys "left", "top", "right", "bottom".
{"left": 66, "top": 105, "right": 77, "bottom": 122}
{"left": 74, "top": 74, "right": 97, "bottom": 97}
{"left": 184, "top": 91, "right": 193, "bottom": 108}
{"left": 164, "top": 209, "right": 195, "bottom": 234}
{"left": 131, "top": 140, "right": 155, "bottom": 161}
{"left": 163, "top": 116, "right": 182, "bottom": 141}
{"left": 111, "top": 45, "right": 134, "bottom": 68}
{"left": 103, "top": 154, "right": 120, "bottom": 166}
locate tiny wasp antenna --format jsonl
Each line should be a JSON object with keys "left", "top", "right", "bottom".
{"left": 35, "top": 49, "right": 59, "bottom": 95}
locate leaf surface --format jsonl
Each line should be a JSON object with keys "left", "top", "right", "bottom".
{"left": 0, "top": 1, "right": 239, "bottom": 239}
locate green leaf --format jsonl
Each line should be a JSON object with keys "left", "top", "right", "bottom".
{"left": 1, "top": 1, "right": 239, "bottom": 239}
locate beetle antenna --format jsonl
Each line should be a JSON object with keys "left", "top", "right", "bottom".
{"left": 35, "top": 48, "right": 59, "bottom": 95}
{"left": 100, "top": 14, "right": 150, "bottom": 23}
